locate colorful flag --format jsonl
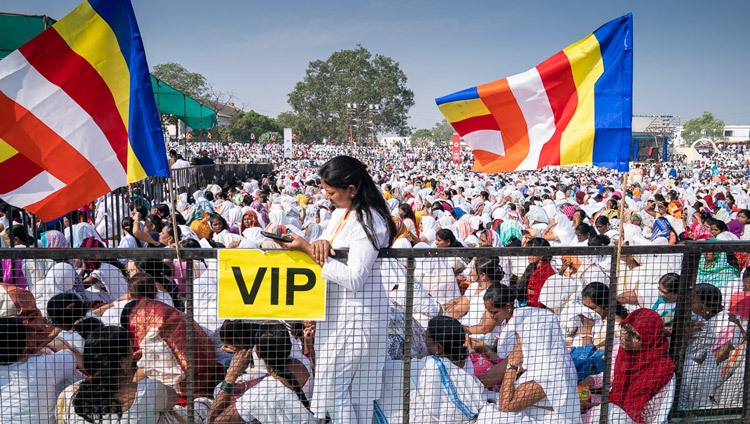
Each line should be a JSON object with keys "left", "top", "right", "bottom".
{"left": 436, "top": 14, "right": 633, "bottom": 173}
{"left": 207, "top": 132, "right": 212, "bottom": 139}
{"left": 250, "top": 132, "right": 255, "bottom": 140}
{"left": 292, "top": 133, "right": 297, "bottom": 140}
{"left": 186, "top": 133, "right": 192, "bottom": 140}
{"left": 0, "top": 0, "right": 169, "bottom": 222}
{"left": 227, "top": 135, "right": 232, "bottom": 142}
{"left": 271, "top": 135, "right": 276, "bottom": 141}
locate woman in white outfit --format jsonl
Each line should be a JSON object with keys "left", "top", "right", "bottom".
{"left": 282, "top": 155, "right": 397, "bottom": 423}
{"left": 478, "top": 306, "right": 581, "bottom": 423}
{"left": 410, "top": 316, "right": 485, "bottom": 423}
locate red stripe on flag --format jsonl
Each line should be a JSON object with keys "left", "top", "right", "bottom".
{"left": 0, "top": 153, "right": 44, "bottom": 194}
{"left": 536, "top": 51, "right": 577, "bottom": 167}
{"left": 19, "top": 28, "right": 128, "bottom": 170}
{"left": 451, "top": 114, "right": 501, "bottom": 136}
{"left": 0, "top": 91, "right": 112, "bottom": 220}
{"left": 476, "top": 79, "right": 529, "bottom": 172}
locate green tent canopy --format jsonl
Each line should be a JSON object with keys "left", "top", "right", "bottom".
{"left": 0, "top": 13, "right": 56, "bottom": 60}
{"left": 151, "top": 75, "right": 216, "bottom": 130}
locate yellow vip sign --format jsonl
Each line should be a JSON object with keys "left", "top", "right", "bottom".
{"left": 218, "top": 250, "right": 326, "bottom": 320}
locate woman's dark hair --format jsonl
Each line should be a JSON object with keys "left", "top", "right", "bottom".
{"left": 483, "top": 282, "right": 518, "bottom": 308}
{"left": 135, "top": 260, "right": 183, "bottom": 311}
{"left": 427, "top": 316, "right": 468, "bottom": 362}
{"left": 399, "top": 203, "right": 416, "bottom": 222}
{"left": 121, "top": 217, "right": 134, "bottom": 236}
{"left": 581, "top": 282, "right": 628, "bottom": 319}
{"left": 208, "top": 213, "right": 229, "bottom": 232}
{"left": 318, "top": 156, "right": 397, "bottom": 248}
{"left": 588, "top": 234, "right": 611, "bottom": 247}
{"left": 475, "top": 256, "right": 505, "bottom": 283}
{"left": 707, "top": 218, "right": 729, "bottom": 233}
{"left": 74, "top": 317, "right": 104, "bottom": 341}
{"left": 173, "top": 214, "right": 186, "bottom": 226}
{"left": 164, "top": 222, "right": 182, "bottom": 243}
{"left": 658, "top": 273, "right": 681, "bottom": 294}
{"left": 595, "top": 215, "right": 609, "bottom": 228}
{"left": 47, "top": 293, "right": 86, "bottom": 330}
{"left": 694, "top": 283, "right": 723, "bottom": 317}
{"left": 180, "top": 238, "right": 200, "bottom": 248}
{"left": 256, "top": 328, "right": 310, "bottom": 410}
{"left": 219, "top": 320, "right": 265, "bottom": 351}
{"left": 0, "top": 317, "right": 26, "bottom": 365}
{"left": 203, "top": 190, "right": 214, "bottom": 202}
{"left": 73, "top": 326, "right": 132, "bottom": 422}
{"left": 9, "top": 223, "right": 29, "bottom": 246}
{"left": 575, "top": 223, "right": 593, "bottom": 239}
{"left": 155, "top": 204, "right": 171, "bottom": 217}
{"left": 738, "top": 209, "right": 750, "bottom": 219}
{"left": 517, "top": 238, "right": 551, "bottom": 301}
{"left": 146, "top": 214, "right": 165, "bottom": 233}
{"left": 127, "top": 272, "right": 158, "bottom": 299}
{"left": 436, "top": 228, "right": 462, "bottom": 247}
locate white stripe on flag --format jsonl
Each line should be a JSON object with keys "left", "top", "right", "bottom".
{"left": 464, "top": 130, "right": 505, "bottom": 156}
{"left": 507, "top": 67, "right": 556, "bottom": 170}
{"left": 0, "top": 170, "right": 65, "bottom": 208}
{"left": 0, "top": 51, "right": 127, "bottom": 190}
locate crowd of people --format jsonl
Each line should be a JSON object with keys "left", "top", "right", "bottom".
{"left": 1, "top": 141, "right": 750, "bottom": 423}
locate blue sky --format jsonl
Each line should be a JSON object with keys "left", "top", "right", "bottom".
{"left": 6, "top": 0, "right": 750, "bottom": 130}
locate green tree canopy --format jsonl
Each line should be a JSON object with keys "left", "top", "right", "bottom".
{"left": 152, "top": 62, "right": 208, "bottom": 99}
{"left": 287, "top": 45, "right": 415, "bottom": 143}
{"left": 431, "top": 119, "right": 455, "bottom": 143}
{"left": 681, "top": 111, "right": 726, "bottom": 143}
{"left": 411, "top": 128, "right": 434, "bottom": 145}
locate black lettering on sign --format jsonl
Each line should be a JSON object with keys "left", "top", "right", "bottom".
{"left": 286, "top": 268, "right": 316, "bottom": 305}
{"left": 270, "top": 268, "right": 279, "bottom": 305}
{"left": 232, "top": 266, "right": 316, "bottom": 306}
{"left": 232, "top": 266, "right": 266, "bottom": 305}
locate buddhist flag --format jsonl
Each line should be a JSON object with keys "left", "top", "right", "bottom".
{"left": 436, "top": 14, "right": 633, "bottom": 173}
{"left": 0, "top": 0, "right": 169, "bottom": 222}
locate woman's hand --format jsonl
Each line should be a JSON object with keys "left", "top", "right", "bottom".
{"left": 308, "top": 239, "right": 335, "bottom": 266}
{"left": 466, "top": 336, "right": 491, "bottom": 356}
{"left": 579, "top": 314, "right": 595, "bottom": 338}
{"left": 225, "top": 349, "right": 252, "bottom": 382}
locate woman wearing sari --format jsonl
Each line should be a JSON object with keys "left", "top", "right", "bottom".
{"left": 593, "top": 309, "right": 676, "bottom": 424}
{"left": 122, "top": 296, "right": 223, "bottom": 397}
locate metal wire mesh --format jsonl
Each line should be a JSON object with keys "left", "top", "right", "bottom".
{"left": 0, "top": 243, "right": 749, "bottom": 423}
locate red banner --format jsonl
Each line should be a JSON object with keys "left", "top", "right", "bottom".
{"left": 452, "top": 134, "right": 461, "bottom": 163}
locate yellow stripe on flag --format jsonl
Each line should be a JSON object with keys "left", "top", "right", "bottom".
{"left": 53, "top": 0, "right": 130, "bottom": 131}
{"left": 0, "top": 138, "right": 18, "bottom": 163}
{"left": 438, "top": 98, "right": 492, "bottom": 124}
{"left": 126, "top": 144, "right": 148, "bottom": 182}
{"left": 560, "top": 33, "right": 603, "bottom": 166}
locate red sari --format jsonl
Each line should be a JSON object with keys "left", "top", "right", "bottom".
{"left": 126, "top": 298, "right": 223, "bottom": 396}
{"left": 526, "top": 261, "right": 555, "bottom": 308}
{"left": 610, "top": 309, "right": 675, "bottom": 423}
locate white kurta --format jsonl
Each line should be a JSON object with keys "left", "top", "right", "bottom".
{"left": 235, "top": 376, "right": 317, "bottom": 424}
{"left": 312, "top": 208, "right": 389, "bottom": 423}
{"left": 409, "top": 356, "right": 485, "bottom": 424}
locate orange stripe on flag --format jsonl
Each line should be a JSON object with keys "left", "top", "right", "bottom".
{"left": 476, "top": 79, "right": 530, "bottom": 172}
{"left": 0, "top": 91, "right": 111, "bottom": 220}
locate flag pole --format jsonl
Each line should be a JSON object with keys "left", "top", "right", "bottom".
{"left": 614, "top": 170, "right": 628, "bottom": 281}
{"left": 167, "top": 175, "right": 183, "bottom": 278}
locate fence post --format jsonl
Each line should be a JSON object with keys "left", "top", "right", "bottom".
{"left": 402, "top": 257, "right": 415, "bottom": 424}
{"left": 669, "top": 250, "right": 700, "bottom": 419}
{"left": 599, "top": 248, "right": 620, "bottom": 423}
{"left": 186, "top": 258, "right": 195, "bottom": 424}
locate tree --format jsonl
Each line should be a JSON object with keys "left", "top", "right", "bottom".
{"left": 277, "top": 111, "right": 309, "bottom": 141}
{"left": 681, "top": 111, "right": 726, "bottom": 143}
{"left": 152, "top": 62, "right": 208, "bottom": 98}
{"left": 287, "top": 45, "right": 415, "bottom": 143}
{"left": 411, "top": 128, "right": 434, "bottom": 145}
{"left": 431, "top": 119, "right": 455, "bottom": 143}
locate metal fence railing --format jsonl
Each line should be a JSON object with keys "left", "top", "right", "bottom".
{"left": 1, "top": 242, "right": 749, "bottom": 423}
{"left": 2, "top": 163, "right": 272, "bottom": 249}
